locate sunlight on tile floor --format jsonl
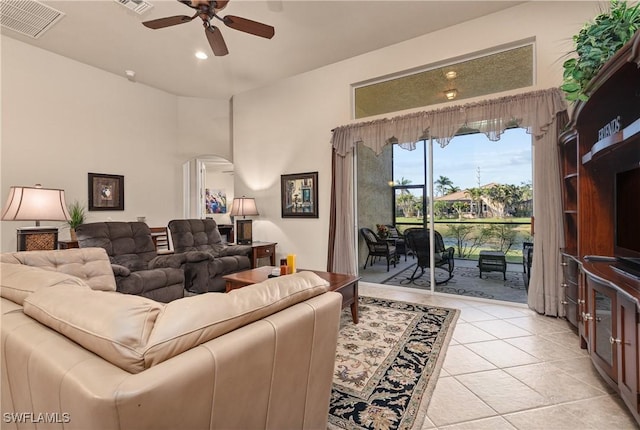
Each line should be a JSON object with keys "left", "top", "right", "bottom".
{"left": 359, "top": 282, "right": 639, "bottom": 430}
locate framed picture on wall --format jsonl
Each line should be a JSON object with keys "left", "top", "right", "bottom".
{"left": 88, "top": 173, "right": 124, "bottom": 211}
{"left": 205, "top": 188, "right": 227, "bottom": 214}
{"left": 281, "top": 171, "right": 318, "bottom": 218}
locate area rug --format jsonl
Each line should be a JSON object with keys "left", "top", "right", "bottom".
{"left": 381, "top": 264, "right": 527, "bottom": 304}
{"left": 328, "top": 296, "right": 459, "bottom": 430}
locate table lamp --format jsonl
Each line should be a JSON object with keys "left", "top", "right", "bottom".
{"left": 229, "top": 196, "right": 259, "bottom": 245}
{"left": 1, "top": 184, "right": 70, "bottom": 251}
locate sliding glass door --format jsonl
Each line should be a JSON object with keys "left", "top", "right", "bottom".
{"left": 391, "top": 128, "right": 533, "bottom": 295}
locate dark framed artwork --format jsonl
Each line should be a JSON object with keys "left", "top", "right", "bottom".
{"left": 88, "top": 173, "right": 124, "bottom": 211}
{"left": 281, "top": 171, "right": 318, "bottom": 218}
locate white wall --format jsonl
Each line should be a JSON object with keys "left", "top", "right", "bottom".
{"left": 0, "top": 37, "right": 231, "bottom": 251}
{"left": 177, "top": 96, "right": 232, "bottom": 162}
{"left": 232, "top": 1, "right": 599, "bottom": 270}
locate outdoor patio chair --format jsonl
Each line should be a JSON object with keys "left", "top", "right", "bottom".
{"left": 385, "top": 224, "right": 409, "bottom": 261}
{"left": 403, "top": 228, "right": 455, "bottom": 284}
{"left": 360, "top": 227, "right": 397, "bottom": 272}
{"left": 523, "top": 241, "right": 533, "bottom": 291}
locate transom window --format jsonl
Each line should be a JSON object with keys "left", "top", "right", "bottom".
{"left": 354, "top": 42, "right": 534, "bottom": 119}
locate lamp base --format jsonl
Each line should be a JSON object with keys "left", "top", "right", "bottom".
{"left": 236, "top": 219, "right": 253, "bottom": 245}
{"left": 17, "top": 227, "right": 59, "bottom": 251}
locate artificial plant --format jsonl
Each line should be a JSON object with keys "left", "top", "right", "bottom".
{"left": 67, "top": 200, "right": 86, "bottom": 230}
{"left": 561, "top": 0, "right": 640, "bottom": 102}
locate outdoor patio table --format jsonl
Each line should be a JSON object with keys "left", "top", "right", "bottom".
{"left": 478, "top": 251, "right": 507, "bottom": 280}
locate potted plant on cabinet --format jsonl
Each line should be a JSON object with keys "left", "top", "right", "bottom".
{"left": 67, "top": 201, "right": 86, "bottom": 241}
{"left": 561, "top": 0, "right": 640, "bottom": 102}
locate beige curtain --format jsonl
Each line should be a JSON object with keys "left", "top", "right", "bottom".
{"left": 329, "top": 88, "right": 568, "bottom": 315}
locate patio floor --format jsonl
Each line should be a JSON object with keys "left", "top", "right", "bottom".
{"left": 358, "top": 254, "right": 528, "bottom": 304}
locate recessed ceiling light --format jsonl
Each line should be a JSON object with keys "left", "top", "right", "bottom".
{"left": 444, "top": 89, "right": 458, "bottom": 100}
{"left": 445, "top": 70, "right": 457, "bottom": 80}
{"left": 195, "top": 51, "right": 208, "bottom": 60}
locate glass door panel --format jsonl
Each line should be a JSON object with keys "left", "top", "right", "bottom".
{"left": 593, "top": 289, "right": 613, "bottom": 366}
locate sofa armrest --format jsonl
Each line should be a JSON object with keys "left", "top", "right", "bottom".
{"left": 218, "top": 244, "right": 252, "bottom": 258}
{"left": 111, "top": 264, "right": 131, "bottom": 277}
{"left": 149, "top": 254, "right": 184, "bottom": 269}
{"left": 184, "top": 251, "right": 214, "bottom": 263}
{"left": 149, "top": 252, "right": 213, "bottom": 270}
{"left": 116, "top": 268, "right": 184, "bottom": 300}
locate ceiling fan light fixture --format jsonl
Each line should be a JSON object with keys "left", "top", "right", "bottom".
{"left": 195, "top": 51, "right": 208, "bottom": 59}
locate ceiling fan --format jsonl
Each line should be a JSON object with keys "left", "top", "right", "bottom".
{"left": 142, "top": 0, "right": 275, "bottom": 56}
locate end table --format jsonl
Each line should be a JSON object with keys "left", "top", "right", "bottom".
{"left": 248, "top": 241, "right": 277, "bottom": 267}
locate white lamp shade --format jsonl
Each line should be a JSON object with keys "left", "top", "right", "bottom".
{"left": 1, "top": 186, "right": 70, "bottom": 222}
{"left": 229, "top": 197, "right": 259, "bottom": 217}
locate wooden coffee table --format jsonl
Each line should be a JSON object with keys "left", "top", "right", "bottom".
{"left": 223, "top": 266, "right": 360, "bottom": 323}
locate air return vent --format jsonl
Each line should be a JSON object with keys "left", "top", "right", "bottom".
{"left": 0, "top": 0, "right": 65, "bottom": 39}
{"left": 114, "top": 0, "right": 153, "bottom": 15}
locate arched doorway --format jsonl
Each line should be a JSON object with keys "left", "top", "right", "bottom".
{"left": 182, "top": 155, "right": 234, "bottom": 225}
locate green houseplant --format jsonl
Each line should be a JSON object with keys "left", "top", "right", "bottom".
{"left": 67, "top": 201, "right": 86, "bottom": 241}
{"left": 561, "top": 0, "right": 640, "bottom": 102}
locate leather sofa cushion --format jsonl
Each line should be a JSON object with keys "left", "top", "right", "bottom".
{"left": 0, "top": 248, "right": 116, "bottom": 292}
{"left": 144, "top": 271, "right": 330, "bottom": 367}
{"left": 24, "top": 285, "right": 163, "bottom": 373}
{"left": 22, "top": 271, "right": 330, "bottom": 373}
{"left": 0, "top": 262, "right": 86, "bottom": 305}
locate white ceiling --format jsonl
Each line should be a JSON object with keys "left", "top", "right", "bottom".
{"left": 1, "top": 0, "right": 524, "bottom": 99}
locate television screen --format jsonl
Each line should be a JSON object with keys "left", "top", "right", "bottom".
{"left": 615, "top": 165, "right": 640, "bottom": 261}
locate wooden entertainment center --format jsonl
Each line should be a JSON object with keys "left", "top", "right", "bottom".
{"left": 559, "top": 31, "right": 640, "bottom": 423}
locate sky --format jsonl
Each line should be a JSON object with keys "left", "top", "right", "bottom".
{"left": 393, "top": 128, "right": 532, "bottom": 192}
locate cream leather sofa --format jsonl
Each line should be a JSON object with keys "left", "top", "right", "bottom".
{"left": 1, "top": 248, "right": 341, "bottom": 430}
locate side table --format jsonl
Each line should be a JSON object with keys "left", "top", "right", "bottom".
{"left": 478, "top": 250, "right": 507, "bottom": 280}
{"left": 223, "top": 266, "right": 360, "bottom": 324}
{"left": 248, "top": 241, "right": 277, "bottom": 267}
{"left": 58, "top": 240, "right": 79, "bottom": 250}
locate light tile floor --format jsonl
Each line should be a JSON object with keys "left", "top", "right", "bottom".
{"left": 359, "top": 282, "right": 639, "bottom": 429}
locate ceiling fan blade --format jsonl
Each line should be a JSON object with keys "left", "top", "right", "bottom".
{"left": 223, "top": 15, "right": 275, "bottom": 39}
{"left": 205, "top": 26, "right": 229, "bottom": 56}
{"left": 142, "top": 15, "right": 194, "bottom": 29}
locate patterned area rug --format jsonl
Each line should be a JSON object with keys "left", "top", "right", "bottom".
{"left": 381, "top": 264, "right": 527, "bottom": 304}
{"left": 328, "top": 296, "right": 459, "bottom": 430}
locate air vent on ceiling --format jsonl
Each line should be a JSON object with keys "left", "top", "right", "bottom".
{"left": 0, "top": 0, "right": 65, "bottom": 39}
{"left": 114, "top": 0, "right": 154, "bottom": 15}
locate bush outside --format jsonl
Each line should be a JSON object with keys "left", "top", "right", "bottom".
{"left": 395, "top": 217, "right": 531, "bottom": 264}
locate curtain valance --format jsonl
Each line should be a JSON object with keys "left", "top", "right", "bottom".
{"left": 331, "top": 88, "right": 567, "bottom": 155}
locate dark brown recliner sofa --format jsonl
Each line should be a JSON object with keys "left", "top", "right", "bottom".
{"left": 76, "top": 222, "right": 209, "bottom": 302}
{"left": 169, "top": 219, "right": 252, "bottom": 293}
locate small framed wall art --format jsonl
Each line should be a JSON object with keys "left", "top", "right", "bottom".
{"left": 281, "top": 171, "right": 318, "bottom": 218}
{"left": 88, "top": 173, "right": 124, "bottom": 211}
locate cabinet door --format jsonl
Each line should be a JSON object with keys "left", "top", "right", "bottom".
{"left": 617, "top": 293, "right": 639, "bottom": 412}
{"left": 587, "top": 276, "right": 617, "bottom": 382}
{"left": 578, "top": 269, "right": 589, "bottom": 349}
{"left": 562, "top": 255, "right": 579, "bottom": 328}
